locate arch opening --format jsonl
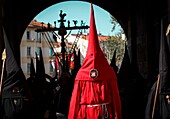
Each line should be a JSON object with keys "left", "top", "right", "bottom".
{"left": 20, "top": 1, "right": 127, "bottom": 78}
{"left": 19, "top": 1, "right": 127, "bottom": 118}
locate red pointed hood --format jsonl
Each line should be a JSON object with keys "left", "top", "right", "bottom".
{"left": 75, "top": 3, "right": 116, "bottom": 81}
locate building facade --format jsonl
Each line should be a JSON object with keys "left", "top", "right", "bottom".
{"left": 20, "top": 19, "right": 56, "bottom": 79}
{"left": 20, "top": 19, "right": 125, "bottom": 79}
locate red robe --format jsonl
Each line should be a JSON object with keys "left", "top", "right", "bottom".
{"left": 68, "top": 3, "right": 122, "bottom": 119}
{"left": 68, "top": 70, "right": 121, "bottom": 119}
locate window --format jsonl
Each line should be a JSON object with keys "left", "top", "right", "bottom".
{"left": 37, "top": 32, "right": 41, "bottom": 41}
{"left": 27, "top": 63, "right": 31, "bottom": 73}
{"left": 49, "top": 64, "right": 53, "bottom": 73}
{"left": 49, "top": 47, "right": 53, "bottom": 57}
{"left": 26, "top": 31, "right": 31, "bottom": 40}
{"left": 27, "top": 47, "right": 31, "bottom": 56}
{"left": 37, "top": 47, "right": 41, "bottom": 55}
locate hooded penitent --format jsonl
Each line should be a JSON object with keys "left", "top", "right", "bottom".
{"left": 68, "top": 3, "right": 122, "bottom": 119}
{"left": 2, "top": 27, "right": 32, "bottom": 119}
{"left": 145, "top": 19, "right": 170, "bottom": 119}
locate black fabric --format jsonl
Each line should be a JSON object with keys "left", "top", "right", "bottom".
{"left": 159, "top": 20, "right": 170, "bottom": 95}
{"left": 2, "top": 27, "right": 32, "bottom": 119}
{"left": 33, "top": 49, "right": 49, "bottom": 119}
{"left": 35, "top": 48, "right": 46, "bottom": 79}
{"left": 71, "top": 49, "right": 81, "bottom": 78}
{"left": 117, "top": 44, "right": 145, "bottom": 119}
{"left": 30, "top": 58, "right": 36, "bottom": 78}
{"left": 26, "top": 58, "right": 36, "bottom": 94}
{"left": 145, "top": 81, "right": 158, "bottom": 119}
{"left": 156, "top": 19, "right": 170, "bottom": 119}
{"left": 39, "top": 48, "right": 46, "bottom": 76}
{"left": 65, "top": 54, "right": 70, "bottom": 73}
{"left": 26, "top": 58, "right": 38, "bottom": 119}
{"left": 145, "top": 19, "right": 170, "bottom": 119}
{"left": 29, "top": 48, "right": 59, "bottom": 119}
{"left": 110, "top": 50, "right": 118, "bottom": 74}
{"left": 56, "top": 72, "right": 72, "bottom": 117}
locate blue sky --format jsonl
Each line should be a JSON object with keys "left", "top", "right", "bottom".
{"left": 34, "top": 1, "right": 122, "bottom": 36}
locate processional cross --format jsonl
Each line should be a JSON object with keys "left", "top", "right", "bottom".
{"left": 35, "top": 10, "right": 89, "bottom": 72}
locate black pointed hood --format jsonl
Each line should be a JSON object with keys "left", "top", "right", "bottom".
{"left": 35, "top": 48, "right": 46, "bottom": 79}
{"left": 110, "top": 50, "right": 118, "bottom": 74}
{"left": 30, "top": 58, "right": 36, "bottom": 78}
{"left": 118, "top": 44, "right": 132, "bottom": 80}
{"left": 2, "top": 27, "right": 25, "bottom": 89}
{"left": 39, "top": 48, "right": 45, "bottom": 76}
{"left": 2, "top": 27, "right": 30, "bottom": 98}
{"left": 159, "top": 19, "right": 170, "bottom": 94}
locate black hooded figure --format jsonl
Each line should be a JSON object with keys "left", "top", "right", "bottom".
{"left": 1, "top": 27, "right": 32, "bottom": 119}
{"left": 117, "top": 44, "right": 145, "bottom": 119}
{"left": 33, "top": 48, "right": 56, "bottom": 119}
{"left": 26, "top": 58, "right": 36, "bottom": 97}
{"left": 145, "top": 19, "right": 170, "bottom": 119}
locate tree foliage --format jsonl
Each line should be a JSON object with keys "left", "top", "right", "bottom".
{"left": 110, "top": 15, "right": 124, "bottom": 37}
{"left": 105, "top": 36, "right": 126, "bottom": 68}
{"left": 103, "top": 15, "right": 126, "bottom": 68}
